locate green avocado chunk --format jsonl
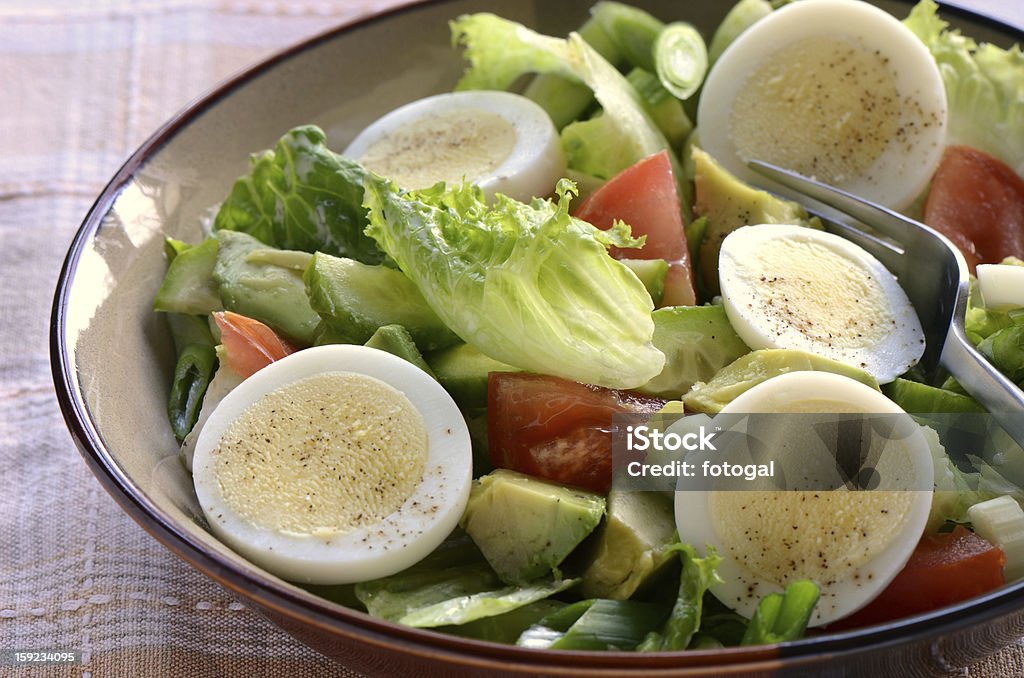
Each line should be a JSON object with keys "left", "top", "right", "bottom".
{"left": 212, "top": 230, "right": 320, "bottom": 344}
{"left": 426, "top": 343, "right": 521, "bottom": 410}
{"left": 460, "top": 469, "right": 606, "bottom": 585}
{"left": 639, "top": 305, "right": 750, "bottom": 399}
{"left": 683, "top": 349, "right": 880, "bottom": 414}
{"left": 692, "top": 147, "right": 817, "bottom": 294}
{"left": 580, "top": 490, "right": 677, "bottom": 600}
{"left": 153, "top": 237, "right": 223, "bottom": 315}
{"left": 364, "top": 324, "right": 436, "bottom": 379}
{"left": 304, "top": 251, "right": 460, "bottom": 351}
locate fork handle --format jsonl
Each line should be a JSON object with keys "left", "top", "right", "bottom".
{"left": 940, "top": 326, "right": 1024, "bottom": 448}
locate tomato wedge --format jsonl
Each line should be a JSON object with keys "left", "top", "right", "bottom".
{"left": 828, "top": 525, "right": 1005, "bottom": 631}
{"left": 574, "top": 150, "right": 697, "bottom": 306}
{"left": 923, "top": 146, "right": 1024, "bottom": 272}
{"left": 487, "top": 372, "right": 665, "bottom": 493}
{"left": 213, "top": 311, "right": 296, "bottom": 378}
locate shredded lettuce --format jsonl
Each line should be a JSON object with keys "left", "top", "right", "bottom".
{"left": 450, "top": 13, "right": 691, "bottom": 215}
{"left": 964, "top": 277, "right": 1024, "bottom": 386}
{"left": 637, "top": 543, "right": 723, "bottom": 651}
{"left": 362, "top": 176, "right": 665, "bottom": 390}
{"left": 213, "top": 126, "right": 385, "bottom": 264}
{"left": 904, "top": 0, "right": 1024, "bottom": 176}
{"left": 354, "top": 534, "right": 577, "bottom": 629}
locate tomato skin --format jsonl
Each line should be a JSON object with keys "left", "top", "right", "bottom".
{"left": 574, "top": 150, "right": 697, "bottom": 306}
{"left": 828, "top": 526, "right": 1005, "bottom": 631}
{"left": 487, "top": 372, "right": 665, "bottom": 493}
{"left": 923, "top": 146, "right": 1024, "bottom": 272}
{"left": 212, "top": 311, "right": 295, "bottom": 378}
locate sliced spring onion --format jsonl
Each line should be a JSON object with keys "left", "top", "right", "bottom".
{"left": 592, "top": 1, "right": 664, "bottom": 73}
{"left": 967, "top": 495, "right": 1024, "bottom": 581}
{"left": 740, "top": 579, "right": 819, "bottom": 646}
{"left": 707, "top": 0, "right": 772, "bottom": 65}
{"left": 626, "top": 68, "right": 693, "bottom": 148}
{"left": 167, "top": 343, "right": 216, "bottom": 441}
{"left": 654, "top": 22, "right": 708, "bottom": 101}
{"left": 517, "top": 599, "right": 668, "bottom": 651}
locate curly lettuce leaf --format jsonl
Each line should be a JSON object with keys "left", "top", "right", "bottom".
{"left": 450, "top": 13, "right": 691, "bottom": 216}
{"left": 904, "top": 0, "right": 1024, "bottom": 176}
{"left": 363, "top": 176, "right": 665, "bottom": 390}
{"left": 213, "top": 125, "right": 384, "bottom": 264}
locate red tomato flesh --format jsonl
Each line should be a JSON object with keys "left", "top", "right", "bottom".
{"left": 213, "top": 311, "right": 295, "bottom": 378}
{"left": 574, "top": 150, "right": 697, "bottom": 306}
{"left": 828, "top": 525, "right": 1005, "bottom": 631}
{"left": 487, "top": 372, "right": 665, "bottom": 493}
{"left": 923, "top": 145, "right": 1024, "bottom": 272}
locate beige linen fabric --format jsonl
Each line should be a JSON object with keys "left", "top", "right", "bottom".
{"left": 1, "top": 1, "right": 1022, "bottom": 676}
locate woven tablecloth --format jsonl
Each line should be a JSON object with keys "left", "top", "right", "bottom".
{"left": 1, "top": 1, "right": 1022, "bottom": 676}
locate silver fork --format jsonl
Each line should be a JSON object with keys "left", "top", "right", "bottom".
{"left": 748, "top": 160, "right": 1024, "bottom": 448}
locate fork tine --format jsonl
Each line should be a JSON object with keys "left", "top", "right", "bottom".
{"left": 820, "top": 219, "right": 906, "bottom": 275}
{"left": 748, "top": 160, "right": 922, "bottom": 245}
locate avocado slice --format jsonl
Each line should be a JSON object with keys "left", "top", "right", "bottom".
{"left": 460, "top": 469, "right": 606, "bottom": 585}
{"left": 683, "top": 348, "right": 880, "bottom": 414}
{"left": 639, "top": 305, "right": 750, "bottom": 399}
{"left": 213, "top": 230, "right": 321, "bottom": 344}
{"left": 692, "top": 147, "right": 817, "bottom": 294}
{"left": 363, "top": 324, "right": 436, "bottom": 378}
{"left": 304, "top": 252, "right": 460, "bottom": 351}
{"left": 426, "top": 343, "right": 521, "bottom": 410}
{"left": 153, "top": 236, "right": 223, "bottom": 315}
{"left": 581, "top": 490, "right": 677, "bottom": 600}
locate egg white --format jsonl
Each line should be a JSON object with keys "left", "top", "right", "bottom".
{"left": 674, "top": 371, "right": 934, "bottom": 626}
{"left": 697, "top": 0, "right": 947, "bottom": 209}
{"left": 343, "top": 90, "right": 565, "bottom": 202}
{"left": 192, "top": 344, "right": 472, "bottom": 585}
{"left": 719, "top": 224, "right": 925, "bottom": 384}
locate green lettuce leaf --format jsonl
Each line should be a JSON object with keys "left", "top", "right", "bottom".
{"left": 213, "top": 125, "right": 385, "bottom": 264}
{"left": 354, "top": 534, "right": 577, "bottom": 629}
{"left": 904, "top": 0, "right": 1024, "bottom": 176}
{"left": 362, "top": 176, "right": 665, "bottom": 390}
{"left": 637, "top": 543, "right": 723, "bottom": 651}
{"left": 451, "top": 13, "right": 691, "bottom": 216}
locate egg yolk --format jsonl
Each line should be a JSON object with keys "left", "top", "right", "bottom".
{"left": 211, "top": 372, "right": 428, "bottom": 537}
{"left": 707, "top": 396, "right": 921, "bottom": 600}
{"left": 710, "top": 489, "right": 914, "bottom": 595}
{"left": 360, "top": 109, "right": 516, "bottom": 190}
{"left": 736, "top": 236, "right": 894, "bottom": 350}
{"left": 730, "top": 36, "right": 908, "bottom": 186}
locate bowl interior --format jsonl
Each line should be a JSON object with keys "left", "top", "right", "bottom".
{"left": 56, "top": 0, "right": 1024, "bottom": 670}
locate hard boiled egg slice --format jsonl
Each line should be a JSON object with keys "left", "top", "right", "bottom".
{"left": 977, "top": 263, "right": 1024, "bottom": 309}
{"left": 192, "top": 344, "right": 472, "bottom": 585}
{"left": 674, "top": 371, "right": 934, "bottom": 626}
{"left": 343, "top": 90, "right": 565, "bottom": 202}
{"left": 719, "top": 224, "right": 924, "bottom": 384}
{"left": 697, "top": 0, "right": 947, "bottom": 210}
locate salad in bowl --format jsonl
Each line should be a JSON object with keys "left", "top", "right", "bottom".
{"left": 59, "top": 0, "right": 1024, "bottom": 670}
